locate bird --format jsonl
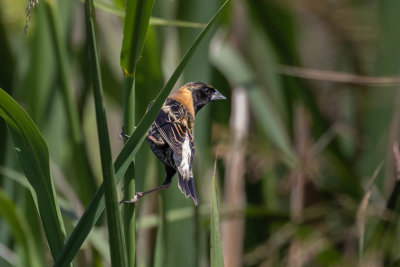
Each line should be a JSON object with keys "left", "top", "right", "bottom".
{"left": 120, "top": 82, "right": 226, "bottom": 205}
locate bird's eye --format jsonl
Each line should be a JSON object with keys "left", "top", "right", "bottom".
{"left": 204, "top": 87, "right": 210, "bottom": 94}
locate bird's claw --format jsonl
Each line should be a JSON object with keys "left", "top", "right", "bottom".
{"left": 118, "top": 132, "right": 130, "bottom": 141}
{"left": 119, "top": 127, "right": 130, "bottom": 141}
{"left": 118, "top": 133, "right": 126, "bottom": 140}
{"left": 119, "top": 126, "right": 138, "bottom": 141}
{"left": 119, "top": 192, "right": 143, "bottom": 205}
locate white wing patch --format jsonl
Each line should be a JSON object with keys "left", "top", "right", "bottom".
{"left": 173, "top": 133, "right": 193, "bottom": 181}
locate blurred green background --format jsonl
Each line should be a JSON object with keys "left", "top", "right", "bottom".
{"left": 1, "top": 0, "right": 400, "bottom": 266}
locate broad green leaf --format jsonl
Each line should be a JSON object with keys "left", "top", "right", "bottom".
{"left": 53, "top": 1, "right": 230, "bottom": 266}
{"left": 120, "top": 0, "right": 155, "bottom": 75}
{"left": 210, "top": 170, "right": 224, "bottom": 267}
{"left": 0, "top": 88, "right": 66, "bottom": 259}
{"left": 84, "top": 0, "right": 127, "bottom": 265}
{"left": 210, "top": 39, "right": 297, "bottom": 167}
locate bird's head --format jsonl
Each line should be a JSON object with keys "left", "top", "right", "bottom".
{"left": 182, "top": 82, "right": 226, "bottom": 114}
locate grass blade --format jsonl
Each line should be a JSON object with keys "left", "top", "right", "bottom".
{"left": 84, "top": 0, "right": 127, "bottom": 266}
{"left": 121, "top": 0, "right": 158, "bottom": 263}
{"left": 120, "top": 0, "right": 156, "bottom": 263}
{"left": 210, "top": 160, "right": 224, "bottom": 267}
{"left": 122, "top": 76, "right": 136, "bottom": 267}
{"left": 0, "top": 88, "right": 66, "bottom": 260}
{"left": 120, "top": 0, "right": 155, "bottom": 75}
{"left": 53, "top": 1, "right": 230, "bottom": 265}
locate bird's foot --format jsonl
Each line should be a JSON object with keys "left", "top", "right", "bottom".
{"left": 118, "top": 126, "right": 137, "bottom": 141}
{"left": 119, "top": 192, "right": 144, "bottom": 204}
{"left": 118, "top": 127, "right": 130, "bottom": 141}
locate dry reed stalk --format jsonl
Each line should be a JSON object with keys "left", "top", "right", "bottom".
{"left": 222, "top": 87, "right": 249, "bottom": 267}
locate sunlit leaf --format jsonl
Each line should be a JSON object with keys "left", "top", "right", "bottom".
{"left": 120, "top": 0, "right": 155, "bottom": 75}
{"left": 0, "top": 88, "right": 66, "bottom": 260}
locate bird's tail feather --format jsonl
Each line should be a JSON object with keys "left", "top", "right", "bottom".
{"left": 178, "top": 174, "right": 198, "bottom": 205}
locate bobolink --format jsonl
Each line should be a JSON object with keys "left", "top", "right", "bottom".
{"left": 121, "top": 82, "right": 226, "bottom": 205}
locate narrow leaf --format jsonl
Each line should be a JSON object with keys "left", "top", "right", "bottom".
{"left": 53, "top": 1, "right": 230, "bottom": 266}
{"left": 84, "top": 0, "right": 127, "bottom": 265}
{"left": 0, "top": 88, "right": 66, "bottom": 259}
{"left": 120, "top": 0, "right": 155, "bottom": 75}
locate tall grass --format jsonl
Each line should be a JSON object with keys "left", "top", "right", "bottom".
{"left": 1, "top": 0, "right": 400, "bottom": 266}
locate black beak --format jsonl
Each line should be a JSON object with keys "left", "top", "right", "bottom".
{"left": 211, "top": 89, "right": 227, "bottom": 101}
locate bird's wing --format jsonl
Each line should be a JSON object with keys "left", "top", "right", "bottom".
{"left": 153, "top": 100, "right": 195, "bottom": 162}
{"left": 153, "top": 100, "right": 198, "bottom": 204}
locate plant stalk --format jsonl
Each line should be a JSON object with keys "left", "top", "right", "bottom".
{"left": 123, "top": 75, "right": 136, "bottom": 266}
{"left": 84, "top": 0, "right": 128, "bottom": 265}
